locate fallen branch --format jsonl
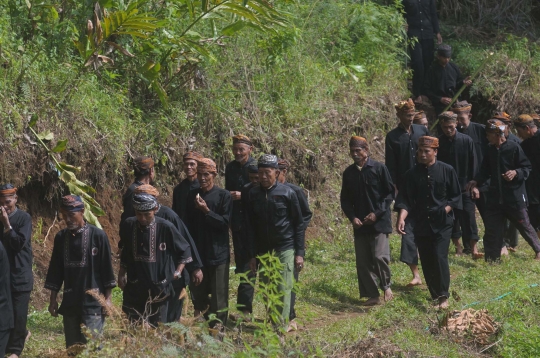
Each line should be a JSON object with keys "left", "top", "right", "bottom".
{"left": 43, "top": 213, "right": 58, "bottom": 248}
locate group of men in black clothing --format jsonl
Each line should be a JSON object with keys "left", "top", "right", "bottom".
{"left": 342, "top": 97, "right": 540, "bottom": 310}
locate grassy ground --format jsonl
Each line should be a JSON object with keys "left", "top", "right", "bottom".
{"left": 22, "top": 217, "right": 540, "bottom": 357}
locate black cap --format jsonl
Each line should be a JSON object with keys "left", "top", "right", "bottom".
{"left": 258, "top": 154, "right": 279, "bottom": 169}
{"left": 437, "top": 44, "right": 452, "bottom": 58}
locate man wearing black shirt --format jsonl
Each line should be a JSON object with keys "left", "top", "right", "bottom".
{"left": 185, "top": 158, "right": 232, "bottom": 328}
{"left": 396, "top": 136, "right": 462, "bottom": 309}
{"left": 466, "top": 120, "right": 540, "bottom": 261}
{"left": 0, "top": 239, "right": 13, "bottom": 357}
{"left": 402, "top": 0, "right": 442, "bottom": 98}
{"left": 437, "top": 113, "right": 482, "bottom": 258}
{"left": 385, "top": 99, "right": 428, "bottom": 286}
{"left": 0, "top": 185, "right": 32, "bottom": 358}
{"left": 341, "top": 137, "right": 394, "bottom": 306}
{"left": 172, "top": 151, "right": 203, "bottom": 222}
{"left": 120, "top": 156, "right": 155, "bottom": 226}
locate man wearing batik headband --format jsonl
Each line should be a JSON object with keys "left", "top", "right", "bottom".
{"left": 437, "top": 113, "right": 482, "bottom": 258}
{"left": 341, "top": 137, "right": 394, "bottom": 306}
{"left": 120, "top": 156, "right": 155, "bottom": 225}
{"left": 185, "top": 158, "right": 232, "bottom": 328}
{"left": 172, "top": 151, "right": 203, "bottom": 221}
{"left": 514, "top": 115, "right": 540, "bottom": 238}
{"left": 119, "top": 193, "right": 193, "bottom": 326}
{"left": 531, "top": 113, "right": 540, "bottom": 128}
{"left": 493, "top": 112, "right": 521, "bottom": 144}
{"left": 0, "top": 184, "right": 33, "bottom": 358}
{"left": 385, "top": 98, "right": 428, "bottom": 287}
{"left": 466, "top": 120, "right": 540, "bottom": 262}
{"left": 413, "top": 111, "right": 428, "bottom": 129}
{"left": 245, "top": 154, "right": 304, "bottom": 329}
{"left": 45, "top": 195, "right": 116, "bottom": 349}
{"left": 224, "top": 135, "right": 256, "bottom": 319}
{"left": 396, "top": 136, "right": 462, "bottom": 309}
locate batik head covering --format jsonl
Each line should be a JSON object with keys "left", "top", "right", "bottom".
{"left": 247, "top": 161, "right": 259, "bottom": 174}
{"left": 418, "top": 136, "right": 439, "bottom": 148}
{"left": 134, "top": 184, "right": 160, "bottom": 198}
{"left": 60, "top": 195, "right": 85, "bottom": 212}
{"left": 530, "top": 113, "right": 540, "bottom": 127}
{"left": 196, "top": 158, "right": 217, "bottom": 174}
{"left": 437, "top": 44, "right": 452, "bottom": 58}
{"left": 258, "top": 154, "right": 279, "bottom": 169}
{"left": 183, "top": 151, "right": 203, "bottom": 162}
{"left": 513, "top": 114, "right": 534, "bottom": 128}
{"left": 438, "top": 111, "right": 458, "bottom": 122}
{"left": 349, "top": 136, "right": 369, "bottom": 149}
{"left": 395, "top": 98, "right": 416, "bottom": 114}
{"left": 493, "top": 112, "right": 512, "bottom": 124}
{"left": 485, "top": 119, "right": 506, "bottom": 134}
{"left": 451, "top": 100, "right": 472, "bottom": 113}
{"left": 133, "top": 156, "right": 154, "bottom": 171}
{"left": 132, "top": 193, "right": 158, "bottom": 212}
{"left": 232, "top": 134, "right": 253, "bottom": 146}
{"left": 277, "top": 158, "right": 291, "bottom": 170}
{"left": 414, "top": 111, "right": 426, "bottom": 120}
{"left": 0, "top": 184, "right": 17, "bottom": 197}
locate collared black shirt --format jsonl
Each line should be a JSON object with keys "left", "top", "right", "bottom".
{"left": 185, "top": 186, "right": 232, "bottom": 266}
{"left": 395, "top": 161, "right": 463, "bottom": 236}
{"left": 521, "top": 131, "right": 540, "bottom": 205}
{"left": 172, "top": 178, "right": 200, "bottom": 222}
{"left": 438, "top": 131, "right": 478, "bottom": 190}
{"left": 385, "top": 123, "right": 429, "bottom": 190}
{"left": 225, "top": 157, "right": 256, "bottom": 232}
{"left": 475, "top": 140, "right": 531, "bottom": 208}
{"left": 402, "top": 0, "right": 440, "bottom": 40}
{"left": 423, "top": 62, "right": 464, "bottom": 111}
{"left": 340, "top": 158, "right": 395, "bottom": 234}
{"left": 0, "top": 208, "right": 33, "bottom": 292}
{"left": 0, "top": 241, "right": 13, "bottom": 331}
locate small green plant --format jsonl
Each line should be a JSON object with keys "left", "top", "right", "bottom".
{"left": 32, "top": 217, "right": 43, "bottom": 244}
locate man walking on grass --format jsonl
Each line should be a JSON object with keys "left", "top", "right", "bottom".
{"left": 341, "top": 136, "right": 394, "bottom": 306}
{"left": 396, "top": 136, "right": 462, "bottom": 309}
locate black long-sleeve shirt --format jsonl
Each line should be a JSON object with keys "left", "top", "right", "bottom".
{"left": 385, "top": 123, "right": 429, "bottom": 190}
{"left": 459, "top": 122, "right": 488, "bottom": 169}
{"left": 185, "top": 186, "right": 232, "bottom": 266}
{"left": 423, "top": 62, "right": 464, "bottom": 112}
{"left": 437, "top": 132, "right": 478, "bottom": 190}
{"left": 0, "top": 241, "right": 13, "bottom": 331}
{"left": 521, "top": 131, "right": 540, "bottom": 205}
{"left": 340, "top": 158, "right": 395, "bottom": 234}
{"left": 402, "top": 0, "right": 440, "bottom": 40}
{"left": 507, "top": 132, "right": 522, "bottom": 144}
{"left": 395, "top": 161, "right": 463, "bottom": 236}
{"left": 246, "top": 182, "right": 304, "bottom": 258}
{"left": 225, "top": 157, "right": 256, "bottom": 232}
{"left": 284, "top": 182, "right": 312, "bottom": 231}
{"left": 172, "top": 178, "right": 200, "bottom": 222}
{"left": 474, "top": 140, "right": 531, "bottom": 208}
{"left": 45, "top": 224, "right": 117, "bottom": 316}
{"left": 0, "top": 208, "right": 33, "bottom": 292}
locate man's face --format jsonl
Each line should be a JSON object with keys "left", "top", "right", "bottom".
{"left": 135, "top": 208, "right": 157, "bottom": 226}
{"left": 417, "top": 147, "right": 436, "bottom": 165}
{"left": 0, "top": 195, "right": 17, "bottom": 214}
{"left": 398, "top": 111, "right": 415, "bottom": 127}
{"left": 516, "top": 125, "right": 533, "bottom": 140}
{"left": 440, "top": 121, "right": 457, "bottom": 138}
{"left": 456, "top": 112, "right": 471, "bottom": 130}
{"left": 197, "top": 170, "right": 215, "bottom": 190}
{"left": 503, "top": 123, "right": 511, "bottom": 137}
{"left": 437, "top": 54, "right": 450, "bottom": 67}
{"left": 232, "top": 143, "right": 252, "bottom": 164}
{"left": 248, "top": 172, "right": 259, "bottom": 184}
{"left": 486, "top": 131, "right": 502, "bottom": 146}
{"left": 258, "top": 168, "right": 279, "bottom": 189}
{"left": 183, "top": 159, "right": 197, "bottom": 177}
{"left": 414, "top": 117, "right": 429, "bottom": 128}
{"left": 60, "top": 209, "right": 85, "bottom": 231}
{"left": 350, "top": 147, "right": 369, "bottom": 166}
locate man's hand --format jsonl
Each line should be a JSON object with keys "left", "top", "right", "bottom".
{"left": 464, "top": 76, "right": 473, "bottom": 87}
{"left": 191, "top": 268, "right": 203, "bottom": 286}
{"left": 352, "top": 218, "right": 363, "bottom": 229}
{"left": 363, "top": 213, "right": 377, "bottom": 225}
{"left": 441, "top": 97, "right": 452, "bottom": 105}
{"left": 230, "top": 191, "right": 242, "bottom": 201}
{"left": 0, "top": 206, "right": 10, "bottom": 229}
{"left": 437, "top": 33, "right": 443, "bottom": 45}
{"left": 396, "top": 218, "right": 406, "bottom": 235}
{"left": 502, "top": 170, "right": 517, "bottom": 182}
{"left": 471, "top": 187, "right": 480, "bottom": 200}
{"left": 445, "top": 206, "right": 452, "bottom": 214}
{"left": 48, "top": 300, "right": 58, "bottom": 317}
{"left": 194, "top": 195, "right": 210, "bottom": 214}
{"left": 249, "top": 258, "right": 257, "bottom": 273}
{"left": 295, "top": 256, "right": 304, "bottom": 272}
{"left": 465, "top": 180, "right": 477, "bottom": 192}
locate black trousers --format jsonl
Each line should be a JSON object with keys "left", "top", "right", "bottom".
{"left": 62, "top": 314, "right": 104, "bottom": 348}
{"left": 122, "top": 283, "right": 169, "bottom": 326}
{"left": 167, "top": 281, "right": 186, "bottom": 323}
{"left": 415, "top": 227, "right": 451, "bottom": 300}
{"left": 503, "top": 220, "right": 519, "bottom": 248}
{"left": 529, "top": 204, "right": 540, "bottom": 231}
{"left": 400, "top": 217, "right": 418, "bottom": 265}
{"left": 452, "top": 193, "right": 479, "bottom": 251}
{"left": 0, "top": 329, "right": 10, "bottom": 357}
{"left": 410, "top": 38, "right": 435, "bottom": 97}
{"left": 190, "top": 264, "right": 229, "bottom": 327}
{"left": 236, "top": 259, "right": 256, "bottom": 314}
{"left": 484, "top": 204, "right": 540, "bottom": 261}
{"left": 6, "top": 290, "right": 30, "bottom": 355}
{"left": 354, "top": 232, "right": 392, "bottom": 298}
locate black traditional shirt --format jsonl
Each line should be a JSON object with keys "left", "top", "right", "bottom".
{"left": 340, "top": 158, "right": 395, "bottom": 234}
{"left": 0, "top": 241, "right": 13, "bottom": 331}
{"left": 172, "top": 178, "right": 200, "bottom": 222}
{"left": 45, "top": 224, "right": 117, "bottom": 316}
{"left": 474, "top": 140, "right": 531, "bottom": 208}
{"left": 0, "top": 208, "right": 33, "bottom": 292}
{"left": 458, "top": 122, "right": 488, "bottom": 169}
{"left": 402, "top": 0, "right": 440, "bottom": 40}
{"left": 185, "top": 186, "right": 232, "bottom": 266}
{"left": 385, "top": 123, "right": 429, "bottom": 190}
{"left": 437, "top": 131, "right": 478, "bottom": 190}
{"left": 507, "top": 132, "right": 522, "bottom": 144}
{"left": 120, "top": 181, "right": 142, "bottom": 225}
{"left": 395, "top": 161, "right": 463, "bottom": 236}
{"left": 225, "top": 157, "right": 256, "bottom": 232}
{"left": 284, "top": 182, "right": 313, "bottom": 231}
{"left": 120, "top": 217, "right": 192, "bottom": 298}
{"left": 423, "top": 62, "right": 464, "bottom": 112}
{"left": 521, "top": 131, "right": 540, "bottom": 205}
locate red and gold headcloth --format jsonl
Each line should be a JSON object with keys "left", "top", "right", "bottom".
{"left": 0, "top": 184, "right": 17, "bottom": 197}
{"left": 395, "top": 98, "right": 416, "bottom": 114}
{"left": 134, "top": 184, "right": 160, "bottom": 198}
{"left": 133, "top": 156, "right": 154, "bottom": 171}
{"left": 183, "top": 151, "right": 203, "bottom": 162}
{"left": 196, "top": 158, "right": 217, "bottom": 174}
{"left": 414, "top": 111, "right": 426, "bottom": 120}
{"left": 485, "top": 119, "right": 506, "bottom": 134}
{"left": 493, "top": 112, "right": 512, "bottom": 124}
{"left": 418, "top": 136, "right": 439, "bottom": 148}
{"left": 349, "top": 136, "right": 369, "bottom": 149}
{"left": 451, "top": 100, "right": 472, "bottom": 113}
{"left": 232, "top": 134, "right": 253, "bottom": 146}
